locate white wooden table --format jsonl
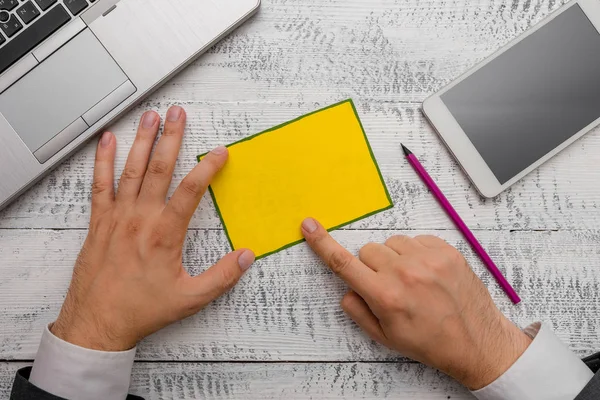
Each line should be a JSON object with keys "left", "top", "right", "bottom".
{"left": 1, "top": 0, "right": 599, "bottom": 398}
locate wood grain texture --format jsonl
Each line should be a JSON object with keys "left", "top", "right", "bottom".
{"left": 1, "top": 0, "right": 599, "bottom": 398}
{"left": 0, "top": 362, "right": 474, "bottom": 399}
{"left": 1, "top": 0, "right": 599, "bottom": 231}
{"left": 1, "top": 229, "right": 598, "bottom": 361}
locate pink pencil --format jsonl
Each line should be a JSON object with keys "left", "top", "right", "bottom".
{"left": 402, "top": 144, "right": 521, "bottom": 304}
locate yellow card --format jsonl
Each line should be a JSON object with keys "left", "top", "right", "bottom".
{"left": 198, "top": 100, "right": 393, "bottom": 259}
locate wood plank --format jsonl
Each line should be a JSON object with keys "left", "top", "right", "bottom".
{"left": 1, "top": 229, "right": 598, "bottom": 361}
{"left": 0, "top": 361, "right": 473, "bottom": 399}
{"left": 0, "top": 101, "right": 599, "bottom": 230}
{"left": 139, "top": 0, "right": 573, "bottom": 105}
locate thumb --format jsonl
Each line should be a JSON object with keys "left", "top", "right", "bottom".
{"left": 190, "top": 249, "right": 255, "bottom": 306}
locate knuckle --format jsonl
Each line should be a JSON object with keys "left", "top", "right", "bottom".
{"left": 162, "top": 125, "right": 182, "bottom": 137}
{"left": 147, "top": 160, "right": 170, "bottom": 177}
{"left": 385, "top": 235, "right": 409, "bottom": 247}
{"left": 417, "top": 235, "right": 448, "bottom": 247}
{"left": 400, "top": 268, "right": 420, "bottom": 286}
{"left": 447, "top": 247, "right": 465, "bottom": 263}
{"left": 377, "top": 288, "right": 403, "bottom": 311}
{"left": 358, "top": 242, "right": 379, "bottom": 260}
{"left": 203, "top": 155, "right": 221, "bottom": 169}
{"left": 306, "top": 230, "right": 327, "bottom": 249}
{"left": 168, "top": 201, "right": 187, "bottom": 219}
{"left": 180, "top": 177, "right": 206, "bottom": 198}
{"left": 91, "top": 180, "right": 111, "bottom": 196}
{"left": 402, "top": 263, "right": 436, "bottom": 287}
{"left": 121, "top": 166, "right": 144, "bottom": 182}
{"left": 415, "top": 234, "right": 435, "bottom": 242}
{"left": 327, "top": 251, "right": 353, "bottom": 275}
{"left": 133, "top": 136, "right": 153, "bottom": 151}
{"left": 308, "top": 231, "right": 325, "bottom": 245}
{"left": 148, "top": 229, "right": 163, "bottom": 248}
{"left": 125, "top": 216, "right": 144, "bottom": 237}
{"left": 439, "top": 249, "right": 466, "bottom": 273}
{"left": 401, "top": 261, "right": 432, "bottom": 283}
{"left": 425, "top": 247, "right": 456, "bottom": 267}
{"left": 428, "top": 258, "right": 448, "bottom": 274}
{"left": 198, "top": 157, "right": 222, "bottom": 178}
{"left": 149, "top": 225, "right": 175, "bottom": 249}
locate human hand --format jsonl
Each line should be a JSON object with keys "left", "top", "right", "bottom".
{"left": 51, "top": 106, "right": 255, "bottom": 352}
{"left": 301, "top": 218, "right": 531, "bottom": 390}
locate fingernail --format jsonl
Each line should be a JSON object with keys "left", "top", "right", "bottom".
{"left": 100, "top": 132, "right": 112, "bottom": 148}
{"left": 238, "top": 250, "right": 255, "bottom": 271}
{"left": 142, "top": 111, "right": 158, "bottom": 129}
{"left": 211, "top": 146, "right": 227, "bottom": 155}
{"left": 167, "top": 106, "right": 183, "bottom": 122}
{"left": 302, "top": 218, "right": 318, "bottom": 234}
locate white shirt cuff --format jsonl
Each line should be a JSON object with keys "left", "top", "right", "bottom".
{"left": 472, "top": 322, "right": 594, "bottom": 400}
{"left": 29, "top": 324, "right": 136, "bottom": 400}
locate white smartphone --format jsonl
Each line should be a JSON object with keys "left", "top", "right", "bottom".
{"left": 422, "top": 0, "right": 600, "bottom": 198}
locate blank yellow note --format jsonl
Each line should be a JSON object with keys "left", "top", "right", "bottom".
{"left": 199, "top": 100, "right": 393, "bottom": 259}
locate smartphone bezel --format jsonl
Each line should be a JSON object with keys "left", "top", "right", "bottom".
{"left": 422, "top": 0, "right": 600, "bottom": 198}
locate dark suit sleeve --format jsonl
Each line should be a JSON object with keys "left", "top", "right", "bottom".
{"left": 575, "top": 352, "right": 600, "bottom": 400}
{"left": 10, "top": 367, "right": 144, "bottom": 400}
{"left": 583, "top": 352, "right": 600, "bottom": 374}
{"left": 575, "top": 372, "right": 600, "bottom": 400}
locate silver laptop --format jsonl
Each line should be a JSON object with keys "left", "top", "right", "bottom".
{"left": 0, "top": 0, "right": 260, "bottom": 210}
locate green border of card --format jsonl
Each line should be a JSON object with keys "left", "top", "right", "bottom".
{"left": 197, "top": 99, "right": 394, "bottom": 260}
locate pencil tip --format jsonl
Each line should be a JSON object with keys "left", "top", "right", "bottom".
{"left": 401, "top": 144, "right": 412, "bottom": 156}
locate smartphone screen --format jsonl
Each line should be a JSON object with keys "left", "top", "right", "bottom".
{"left": 442, "top": 4, "right": 600, "bottom": 184}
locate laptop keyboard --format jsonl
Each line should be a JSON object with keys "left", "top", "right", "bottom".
{"left": 0, "top": 0, "right": 96, "bottom": 74}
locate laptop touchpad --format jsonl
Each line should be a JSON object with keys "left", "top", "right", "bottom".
{"left": 0, "top": 29, "right": 128, "bottom": 154}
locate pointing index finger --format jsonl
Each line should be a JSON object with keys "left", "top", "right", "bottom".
{"left": 302, "top": 218, "right": 378, "bottom": 299}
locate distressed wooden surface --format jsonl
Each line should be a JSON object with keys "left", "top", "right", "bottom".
{"left": 1, "top": 0, "right": 599, "bottom": 398}
{"left": 2, "top": 101, "right": 599, "bottom": 231}
{"left": 0, "top": 362, "right": 473, "bottom": 399}
{"left": 1, "top": 229, "right": 599, "bottom": 361}
{"left": 2, "top": 0, "right": 599, "bottom": 231}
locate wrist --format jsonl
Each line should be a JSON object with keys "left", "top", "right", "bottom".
{"left": 51, "top": 316, "right": 135, "bottom": 352}
{"left": 459, "top": 317, "right": 532, "bottom": 390}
